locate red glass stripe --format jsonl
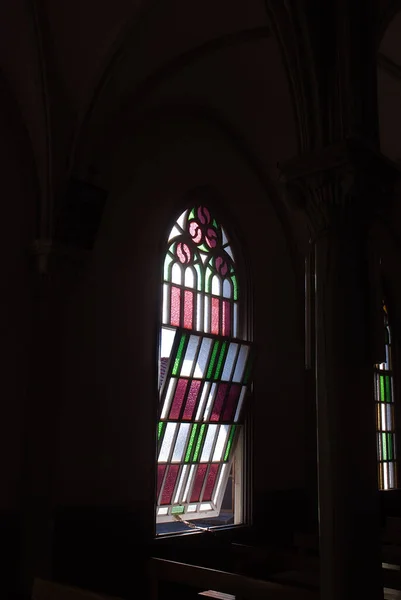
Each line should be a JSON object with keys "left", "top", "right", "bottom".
{"left": 190, "top": 464, "right": 208, "bottom": 502}
{"left": 161, "top": 465, "right": 180, "bottom": 505}
{"left": 222, "top": 384, "right": 242, "bottom": 421}
{"left": 211, "top": 298, "right": 219, "bottom": 334}
{"left": 210, "top": 383, "right": 229, "bottom": 422}
{"left": 169, "top": 378, "right": 189, "bottom": 419}
{"left": 184, "top": 290, "right": 193, "bottom": 329}
{"left": 222, "top": 300, "right": 231, "bottom": 336}
{"left": 202, "top": 464, "right": 219, "bottom": 501}
{"left": 183, "top": 380, "right": 201, "bottom": 420}
{"left": 157, "top": 464, "right": 167, "bottom": 502}
{"left": 171, "top": 286, "right": 181, "bottom": 326}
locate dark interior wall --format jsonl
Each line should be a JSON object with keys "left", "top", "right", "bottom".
{"left": 54, "top": 115, "right": 306, "bottom": 526}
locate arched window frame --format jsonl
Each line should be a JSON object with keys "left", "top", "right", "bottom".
{"left": 155, "top": 201, "right": 253, "bottom": 531}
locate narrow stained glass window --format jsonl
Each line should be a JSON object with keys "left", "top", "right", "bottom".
{"left": 156, "top": 203, "right": 253, "bottom": 528}
{"left": 374, "top": 303, "right": 398, "bottom": 490}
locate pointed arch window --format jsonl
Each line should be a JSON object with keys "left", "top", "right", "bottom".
{"left": 156, "top": 205, "right": 253, "bottom": 528}
{"left": 375, "top": 303, "right": 398, "bottom": 490}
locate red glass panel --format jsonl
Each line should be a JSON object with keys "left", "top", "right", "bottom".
{"left": 211, "top": 298, "right": 219, "bottom": 334}
{"left": 190, "top": 464, "right": 208, "bottom": 502}
{"left": 171, "top": 286, "right": 181, "bottom": 327}
{"left": 222, "top": 384, "right": 242, "bottom": 421}
{"left": 210, "top": 383, "right": 228, "bottom": 421}
{"left": 202, "top": 464, "right": 219, "bottom": 501}
{"left": 184, "top": 290, "right": 193, "bottom": 329}
{"left": 169, "top": 378, "right": 189, "bottom": 419}
{"left": 183, "top": 380, "right": 201, "bottom": 420}
{"left": 161, "top": 465, "right": 180, "bottom": 505}
{"left": 157, "top": 464, "right": 167, "bottom": 501}
{"left": 222, "top": 300, "right": 231, "bottom": 336}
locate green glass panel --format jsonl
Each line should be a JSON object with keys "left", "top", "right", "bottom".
{"left": 382, "top": 433, "right": 388, "bottom": 461}
{"left": 205, "top": 267, "right": 213, "bottom": 293}
{"left": 207, "top": 341, "right": 220, "bottom": 379}
{"left": 385, "top": 375, "right": 392, "bottom": 403}
{"left": 185, "top": 424, "right": 198, "bottom": 463}
{"left": 388, "top": 434, "right": 394, "bottom": 461}
{"left": 193, "top": 424, "right": 206, "bottom": 461}
{"left": 172, "top": 505, "right": 185, "bottom": 515}
{"left": 380, "top": 375, "right": 385, "bottom": 403}
{"left": 172, "top": 333, "right": 187, "bottom": 376}
{"left": 164, "top": 254, "right": 173, "bottom": 281}
{"left": 224, "top": 425, "right": 236, "bottom": 461}
{"left": 189, "top": 208, "right": 195, "bottom": 219}
{"left": 231, "top": 275, "right": 238, "bottom": 300}
{"left": 213, "top": 218, "right": 218, "bottom": 227}
{"left": 158, "top": 422, "right": 165, "bottom": 440}
{"left": 199, "top": 243, "right": 210, "bottom": 253}
{"left": 243, "top": 350, "right": 254, "bottom": 385}
{"left": 214, "top": 342, "right": 228, "bottom": 380}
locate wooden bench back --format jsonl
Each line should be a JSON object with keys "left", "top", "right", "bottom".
{"left": 32, "top": 578, "right": 123, "bottom": 600}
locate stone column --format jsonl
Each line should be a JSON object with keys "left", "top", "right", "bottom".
{"left": 282, "top": 139, "right": 399, "bottom": 600}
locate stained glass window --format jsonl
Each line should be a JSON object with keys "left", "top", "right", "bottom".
{"left": 156, "top": 205, "right": 253, "bottom": 526}
{"left": 374, "top": 304, "right": 398, "bottom": 490}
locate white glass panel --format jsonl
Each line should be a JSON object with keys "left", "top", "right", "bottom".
{"left": 194, "top": 338, "right": 213, "bottom": 378}
{"left": 213, "top": 464, "right": 228, "bottom": 504}
{"left": 233, "top": 303, "right": 238, "bottom": 337}
{"left": 223, "top": 279, "right": 232, "bottom": 298}
{"left": 158, "top": 507, "right": 169, "bottom": 515}
{"left": 161, "top": 327, "right": 176, "bottom": 360}
{"left": 204, "top": 296, "right": 210, "bottom": 333}
{"left": 212, "top": 425, "right": 230, "bottom": 461}
{"left": 200, "top": 252, "right": 208, "bottom": 263}
{"left": 384, "top": 464, "right": 389, "bottom": 490}
{"left": 187, "top": 504, "right": 197, "bottom": 512}
{"left": 196, "top": 293, "right": 202, "bottom": 331}
{"left": 200, "top": 503, "right": 212, "bottom": 511}
{"left": 172, "top": 263, "right": 182, "bottom": 285}
{"left": 163, "top": 284, "right": 169, "bottom": 324}
{"left": 221, "top": 343, "right": 239, "bottom": 381}
{"left": 160, "top": 378, "right": 177, "bottom": 419}
{"left": 234, "top": 387, "right": 247, "bottom": 422}
{"left": 206, "top": 267, "right": 213, "bottom": 292}
{"left": 174, "top": 465, "right": 188, "bottom": 503}
{"left": 222, "top": 229, "right": 228, "bottom": 245}
{"left": 200, "top": 425, "right": 218, "bottom": 462}
{"left": 225, "top": 245, "right": 234, "bottom": 261}
{"left": 159, "top": 423, "right": 177, "bottom": 462}
{"left": 195, "top": 382, "right": 211, "bottom": 421}
{"left": 168, "top": 225, "right": 181, "bottom": 241}
{"left": 212, "top": 276, "right": 221, "bottom": 296}
{"left": 203, "top": 383, "right": 217, "bottom": 421}
{"left": 177, "top": 211, "right": 186, "bottom": 229}
{"left": 389, "top": 462, "right": 395, "bottom": 489}
{"left": 185, "top": 267, "right": 195, "bottom": 289}
{"left": 181, "top": 335, "right": 200, "bottom": 377}
{"left": 232, "top": 345, "right": 249, "bottom": 382}
{"left": 183, "top": 465, "right": 196, "bottom": 502}
{"left": 172, "top": 424, "right": 191, "bottom": 462}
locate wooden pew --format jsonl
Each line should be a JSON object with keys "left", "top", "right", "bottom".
{"left": 148, "top": 556, "right": 319, "bottom": 600}
{"left": 32, "top": 578, "right": 124, "bottom": 600}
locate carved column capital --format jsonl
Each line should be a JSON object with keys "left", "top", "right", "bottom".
{"left": 279, "top": 138, "right": 400, "bottom": 236}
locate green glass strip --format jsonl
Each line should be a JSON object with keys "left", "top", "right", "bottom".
{"left": 207, "top": 341, "right": 220, "bottom": 379}
{"left": 385, "top": 375, "right": 392, "bottom": 403}
{"left": 172, "top": 333, "right": 187, "bottom": 376}
{"left": 189, "top": 208, "right": 195, "bottom": 219}
{"left": 382, "top": 433, "right": 388, "bottom": 461}
{"left": 205, "top": 267, "right": 213, "bottom": 293}
{"left": 171, "top": 505, "right": 185, "bottom": 515}
{"left": 224, "top": 425, "right": 236, "bottom": 461}
{"left": 214, "top": 342, "right": 228, "bottom": 380}
{"left": 380, "top": 375, "right": 385, "bottom": 403}
{"left": 388, "top": 434, "right": 394, "bottom": 461}
{"left": 185, "top": 424, "right": 198, "bottom": 463}
{"left": 231, "top": 275, "right": 238, "bottom": 300}
{"left": 164, "top": 254, "right": 173, "bottom": 281}
{"left": 199, "top": 243, "right": 210, "bottom": 253}
{"left": 213, "top": 218, "right": 218, "bottom": 227}
{"left": 193, "top": 424, "right": 206, "bottom": 462}
{"left": 157, "top": 422, "right": 165, "bottom": 440}
{"left": 243, "top": 350, "right": 254, "bottom": 385}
